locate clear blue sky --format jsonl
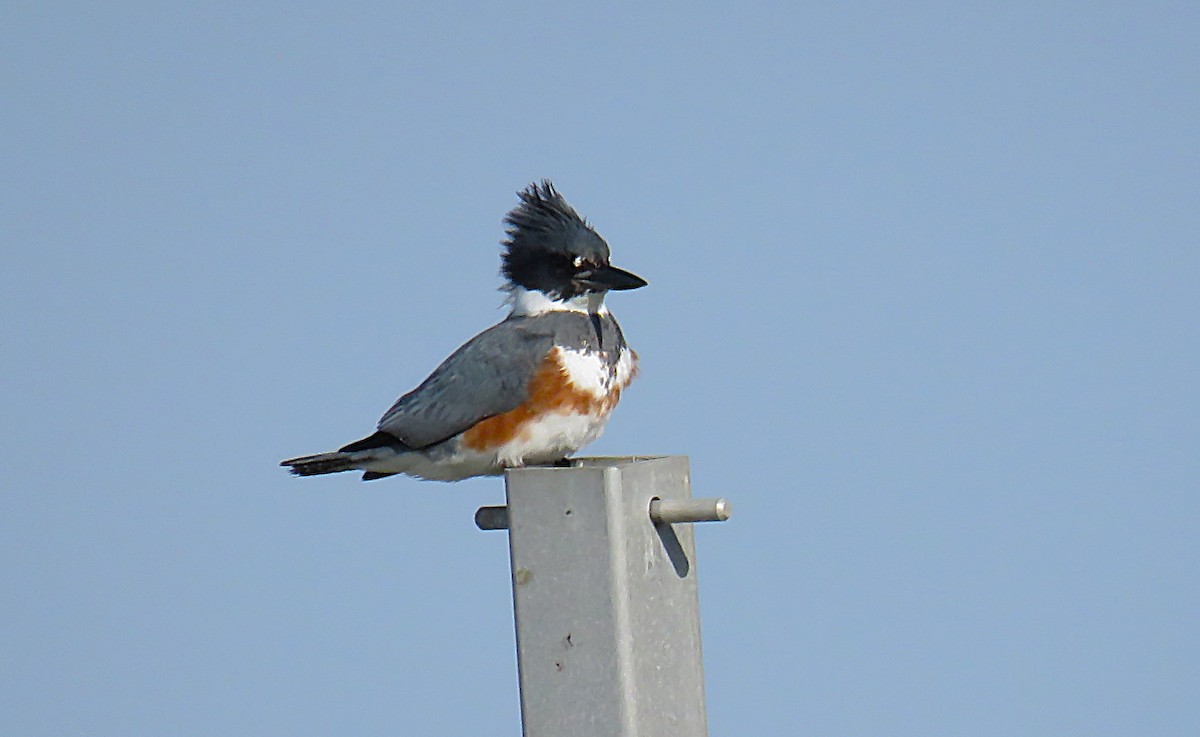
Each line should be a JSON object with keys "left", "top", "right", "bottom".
{"left": 3, "top": 2, "right": 1197, "bottom": 735}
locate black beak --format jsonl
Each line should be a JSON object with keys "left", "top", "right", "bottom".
{"left": 575, "top": 264, "right": 648, "bottom": 291}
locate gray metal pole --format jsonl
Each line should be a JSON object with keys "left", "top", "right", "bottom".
{"left": 479, "top": 456, "right": 728, "bottom": 737}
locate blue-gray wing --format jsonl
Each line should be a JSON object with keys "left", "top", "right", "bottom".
{"left": 376, "top": 320, "right": 556, "bottom": 449}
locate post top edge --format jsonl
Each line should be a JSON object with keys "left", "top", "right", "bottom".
{"left": 503, "top": 455, "right": 688, "bottom": 477}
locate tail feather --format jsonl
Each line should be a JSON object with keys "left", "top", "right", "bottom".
{"left": 362, "top": 471, "right": 398, "bottom": 481}
{"left": 280, "top": 451, "right": 362, "bottom": 476}
{"left": 282, "top": 432, "right": 410, "bottom": 478}
{"left": 338, "top": 430, "right": 410, "bottom": 454}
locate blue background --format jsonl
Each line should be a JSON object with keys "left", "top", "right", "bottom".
{"left": 4, "top": 2, "right": 1197, "bottom": 735}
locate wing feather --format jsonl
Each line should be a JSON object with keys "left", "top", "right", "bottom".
{"left": 377, "top": 320, "right": 554, "bottom": 449}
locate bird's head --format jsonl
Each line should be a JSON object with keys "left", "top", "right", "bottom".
{"left": 501, "top": 181, "right": 646, "bottom": 313}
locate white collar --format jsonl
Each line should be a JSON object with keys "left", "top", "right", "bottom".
{"left": 507, "top": 287, "right": 609, "bottom": 317}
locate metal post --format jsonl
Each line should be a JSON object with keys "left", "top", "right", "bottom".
{"left": 477, "top": 456, "right": 730, "bottom": 737}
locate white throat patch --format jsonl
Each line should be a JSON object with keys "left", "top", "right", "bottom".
{"left": 507, "top": 287, "right": 609, "bottom": 317}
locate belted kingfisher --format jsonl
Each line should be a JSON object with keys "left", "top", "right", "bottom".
{"left": 281, "top": 181, "right": 646, "bottom": 482}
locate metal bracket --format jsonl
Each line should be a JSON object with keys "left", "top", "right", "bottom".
{"left": 476, "top": 496, "right": 731, "bottom": 530}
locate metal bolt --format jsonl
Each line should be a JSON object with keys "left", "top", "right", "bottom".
{"left": 475, "top": 505, "right": 509, "bottom": 530}
{"left": 649, "top": 497, "right": 732, "bottom": 524}
{"left": 479, "top": 497, "right": 733, "bottom": 530}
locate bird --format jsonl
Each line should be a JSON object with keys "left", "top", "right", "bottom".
{"left": 280, "top": 180, "right": 646, "bottom": 482}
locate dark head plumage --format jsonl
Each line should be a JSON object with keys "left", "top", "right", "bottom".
{"left": 501, "top": 180, "right": 646, "bottom": 299}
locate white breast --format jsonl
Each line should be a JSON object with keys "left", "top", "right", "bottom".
{"left": 489, "top": 346, "right": 636, "bottom": 467}
{"left": 560, "top": 346, "right": 638, "bottom": 394}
